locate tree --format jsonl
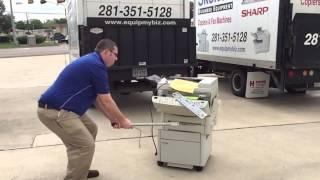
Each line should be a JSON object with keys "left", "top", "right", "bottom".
{"left": 43, "top": 19, "right": 56, "bottom": 29}
{"left": 30, "top": 19, "right": 43, "bottom": 29}
{"left": 0, "top": 0, "right": 10, "bottom": 33}
{"left": 43, "top": 18, "right": 67, "bottom": 29}
{"left": 16, "top": 19, "right": 43, "bottom": 31}
{"left": 16, "top": 21, "right": 26, "bottom": 30}
{"left": 0, "top": 15, "right": 12, "bottom": 33}
{"left": 55, "top": 18, "right": 67, "bottom": 24}
{"left": 0, "top": 0, "right": 12, "bottom": 34}
{"left": 0, "top": 0, "right": 14, "bottom": 34}
{"left": 190, "top": 1, "right": 194, "bottom": 19}
{"left": 0, "top": 0, "right": 5, "bottom": 16}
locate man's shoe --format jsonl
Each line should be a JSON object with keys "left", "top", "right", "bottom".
{"left": 87, "top": 170, "right": 99, "bottom": 178}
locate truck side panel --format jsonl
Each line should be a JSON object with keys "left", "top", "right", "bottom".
{"left": 195, "top": 0, "right": 283, "bottom": 69}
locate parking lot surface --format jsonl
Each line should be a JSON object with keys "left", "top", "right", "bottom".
{"left": 0, "top": 55, "right": 320, "bottom": 180}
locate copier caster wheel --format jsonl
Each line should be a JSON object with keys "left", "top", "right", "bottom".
{"left": 157, "top": 161, "right": 165, "bottom": 167}
{"left": 193, "top": 166, "right": 203, "bottom": 171}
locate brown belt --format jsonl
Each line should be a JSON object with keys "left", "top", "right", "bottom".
{"left": 38, "top": 102, "right": 58, "bottom": 110}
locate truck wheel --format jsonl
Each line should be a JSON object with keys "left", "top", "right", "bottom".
{"left": 120, "top": 92, "right": 130, "bottom": 95}
{"left": 231, "top": 70, "right": 247, "bottom": 97}
{"left": 286, "top": 88, "right": 306, "bottom": 94}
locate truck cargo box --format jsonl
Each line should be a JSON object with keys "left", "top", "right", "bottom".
{"left": 195, "top": 0, "right": 320, "bottom": 97}
{"left": 66, "top": 0, "right": 196, "bottom": 92}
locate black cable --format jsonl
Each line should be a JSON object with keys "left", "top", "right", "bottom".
{"left": 156, "top": 82, "right": 167, "bottom": 92}
{"left": 148, "top": 102, "right": 158, "bottom": 156}
{"left": 149, "top": 81, "right": 169, "bottom": 155}
{"left": 152, "top": 79, "right": 169, "bottom": 96}
{"left": 134, "top": 127, "right": 142, "bottom": 148}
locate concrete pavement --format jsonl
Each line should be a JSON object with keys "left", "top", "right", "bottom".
{"left": 1, "top": 123, "right": 320, "bottom": 180}
{"left": 0, "top": 55, "right": 320, "bottom": 180}
{"left": 0, "top": 44, "right": 69, "bottom": 58}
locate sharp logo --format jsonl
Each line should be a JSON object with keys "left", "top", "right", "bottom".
{"left": 241, "top": 6, "right": 269, "bottom": 17}
{"left": 242, "top": 0, "right": 267, "bottom": 5}
{"left": 90, "top": 28, "right": 103, "bottom": 34}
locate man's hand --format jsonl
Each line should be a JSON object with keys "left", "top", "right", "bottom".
{"left": 119, "top": 118, "right": 133, "bottom": 129}
{"left": 111, "top": 118, "right": 133, "bottom": 129}
{"left": 111, "top": 121, "right": 120, "bottom": 129}
{"left": 96, "top": 94, "right": 133, "bottom": 129}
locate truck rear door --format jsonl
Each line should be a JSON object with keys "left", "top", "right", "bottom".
{"left": 291, "top": 5, "right": 320, "bottom": 68}
{"left": 79, "top": 0, "right": 196, "bottom": 82}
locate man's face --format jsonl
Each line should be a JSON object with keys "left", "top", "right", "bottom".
{"left": 102, "top": 46, "right": 118, "bottom": 67}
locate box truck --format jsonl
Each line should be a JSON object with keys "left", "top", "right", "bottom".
{"left": 66, "top": 0, "right": 195, "bottom": 93}
{"left": 195, "top": 0, "right": 320, "bottom": 97}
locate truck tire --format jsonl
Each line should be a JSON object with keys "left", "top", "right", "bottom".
{"left": 231, "top": 70, "right": 247, "bottom": 97}
{"left": 286, "top": 88, "right": 306, "bottom": 94}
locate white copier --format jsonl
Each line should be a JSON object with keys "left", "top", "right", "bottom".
{"left": 252, "top": 27, "right": 271, "bottom": 54}
{"left": 152, "top": 76, "right": 219, "bottom": 171}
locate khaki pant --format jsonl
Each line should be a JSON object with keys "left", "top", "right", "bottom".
{"left": 37, "top": 108, "right": 98, "bottom": 180}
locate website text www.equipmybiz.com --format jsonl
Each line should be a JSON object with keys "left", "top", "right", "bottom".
{"left": 104, "top": 19, "right": 177, "bottom": 26}
{"left": 212, "top": 46, "right": 246, "bottom": 53}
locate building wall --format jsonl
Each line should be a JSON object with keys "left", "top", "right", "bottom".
{"left": 15, "top": 24, "right": 67, "bottom": 38}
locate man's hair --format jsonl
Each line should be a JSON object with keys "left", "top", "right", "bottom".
{"left": 95, "top": 39, "right": 117, "bottom": 52}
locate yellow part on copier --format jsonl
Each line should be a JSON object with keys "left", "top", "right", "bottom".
{"left": 169, "top": 79, "right": 199, "bottom": 93}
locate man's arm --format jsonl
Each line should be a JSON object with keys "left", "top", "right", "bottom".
{"left": 95, "top": 93, "right": 132, "bottom": 128}
{"left": 94, "top": 100, "right": 114, "bottom": 123}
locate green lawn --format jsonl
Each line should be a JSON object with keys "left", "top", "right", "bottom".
{"left": 0, "top": 41, "right": 59, "bottom": 49}
{"left": 0, "top": 42, "right": 19, "bottom": 49}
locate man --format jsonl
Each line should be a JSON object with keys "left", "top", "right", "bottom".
{"left": 37, "top": 39, "right": 133, "bottom": 180}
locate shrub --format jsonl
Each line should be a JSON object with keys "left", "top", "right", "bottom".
{"left": 17, "top": 36, "right": 27, "bottom": 44}
{"left": 7, "top": 35, "right": 13, "bottom": 42}
{"left": 35, "top": 35, "right": 46, "bottom": 44}
{"left": 0, "top": 35, "right": 10, "bottom": 43}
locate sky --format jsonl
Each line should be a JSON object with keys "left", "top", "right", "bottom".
{"left": 3, "top": 0, "right": 66, "bottom": 22}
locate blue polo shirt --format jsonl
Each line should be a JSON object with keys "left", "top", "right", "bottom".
{"left": 39, "top": 51, "right": 110, "bottom": 116}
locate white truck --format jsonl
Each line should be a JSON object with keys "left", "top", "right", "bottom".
{"left": 195, "top": 0, "right": 320, "bottom": 97}
{"left": 66, "top": 0, "right": 195, "bottom": 93}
